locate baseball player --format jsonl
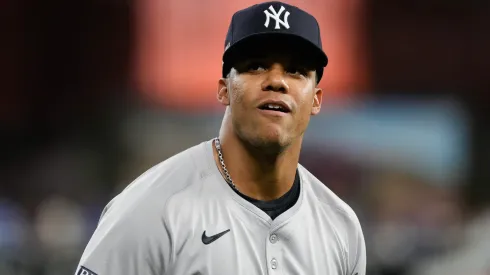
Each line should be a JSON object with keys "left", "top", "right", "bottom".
{"left": 75, "top": 1, "right": 366, "bottom": 275}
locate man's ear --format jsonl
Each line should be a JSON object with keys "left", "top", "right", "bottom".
{"left": 217, "top": 78, "right": 230, "bottom": 106}
{"left": 311, "top": 87, "right": 323, "bottom": 115}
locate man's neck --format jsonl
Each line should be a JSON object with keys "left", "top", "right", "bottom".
{"left": 214, "top": 132, "right": 301, "bottom": 201}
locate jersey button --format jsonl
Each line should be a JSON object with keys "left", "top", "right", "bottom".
{"left": 269, "top": 234, "right": 278, "bottom": 244}
{"left": 271, "top": 258, "right": 278, "bottom": 269}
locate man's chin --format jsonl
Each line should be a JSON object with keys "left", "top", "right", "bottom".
{"left": 234, "top": 122, "right": 292, "bottom": 154}
{"left": 244, "top": 132, "right": 292, "bottom": 155}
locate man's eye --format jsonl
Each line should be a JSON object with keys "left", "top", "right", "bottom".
{"left": 247, "top": 62, "right": 266, "bottom": 72}
{"left": 288, "top": 67, "right": 309, "bottom": 76}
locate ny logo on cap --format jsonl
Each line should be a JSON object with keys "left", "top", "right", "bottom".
{"left": 264, "top": 5, "right": 290, "bottom": 29}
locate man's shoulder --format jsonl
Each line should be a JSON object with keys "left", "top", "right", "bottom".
{"left": 123, "top": 140, "right": 210, "bottom": 190}
{"left": 98, "top": 140, "right": 212, "bottom": 225}
{"left": 298, "top": 164, "right": 361, "bottom": 226}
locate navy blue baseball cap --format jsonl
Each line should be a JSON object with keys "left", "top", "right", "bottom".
{"left": 222, "top": 1, "right": 328, "bottom": 83}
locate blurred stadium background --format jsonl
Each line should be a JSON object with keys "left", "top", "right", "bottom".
{"left": 1, "top": 0, "right": 489, "bottom": 274}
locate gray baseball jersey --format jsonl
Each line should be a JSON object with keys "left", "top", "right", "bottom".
{"left": 75, "top": 139, "right": 366, "bottom": 275}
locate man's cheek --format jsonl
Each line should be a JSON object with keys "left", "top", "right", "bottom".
{"left": 230, "top": 88, "right": 244, "bottom": 104}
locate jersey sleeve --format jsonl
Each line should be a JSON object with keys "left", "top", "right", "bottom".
{"left": 74, "top": 199, "right": 172, "bottom": 275}
{"left": 348, "top": 216, "right": 367, "bottom": 275}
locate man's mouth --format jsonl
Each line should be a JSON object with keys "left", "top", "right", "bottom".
{"left": 258, "top": 103, "right": 290, "bottom": 113}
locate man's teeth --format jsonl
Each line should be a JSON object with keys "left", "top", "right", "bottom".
{"left": 267, "top": 104, "right": 282, "bottom": 110}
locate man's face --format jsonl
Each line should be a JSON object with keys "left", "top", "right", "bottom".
{"left": 218, "top": 48, "right": 323, "bottom": 151}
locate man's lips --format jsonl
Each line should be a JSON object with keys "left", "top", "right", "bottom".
{"left": 257, "top": 99, "right": 292, "bottom": 113}
{"left": 257, "top": 108, "right": 289, "bottom": 117}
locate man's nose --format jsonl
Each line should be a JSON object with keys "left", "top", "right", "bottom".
{"left": 261, "top": 63, "right": 289, "bottom": 93}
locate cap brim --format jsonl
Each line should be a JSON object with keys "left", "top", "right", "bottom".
{"left": 222, "top": 32, "right": 328, "bottom": 80}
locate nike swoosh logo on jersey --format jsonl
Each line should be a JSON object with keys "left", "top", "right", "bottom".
{"left": 202, "top": 229, "right": 230, "bottom": 245}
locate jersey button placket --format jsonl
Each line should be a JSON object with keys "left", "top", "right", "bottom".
{"left": 269, "top": 234, "right": 278, "bottom": 244}
{"left": 271, "top": 258, "right": 278, "bottom": 269}
{"left": 267, "top": 232, "right": 281, "bottom": 272}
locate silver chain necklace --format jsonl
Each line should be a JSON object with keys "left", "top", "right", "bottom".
{"left": 214, "top": 137, "right": 238, "bottom": 191}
